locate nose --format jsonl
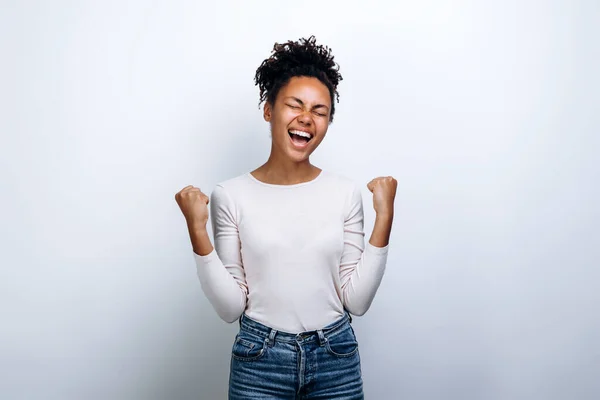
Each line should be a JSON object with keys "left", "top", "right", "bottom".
{"left": 297, "top": 111, "right": 313, "bottom": 126}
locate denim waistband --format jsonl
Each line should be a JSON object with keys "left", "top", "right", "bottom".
{"left": 238, "top": 312, "right": 353, "bottom": 345}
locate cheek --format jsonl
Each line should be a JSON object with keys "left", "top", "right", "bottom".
{"left": 274, "top": 110, "right": 297, "bottom": 127}
{"left": 317, "top": 120, "right": 329, "bottom": 135}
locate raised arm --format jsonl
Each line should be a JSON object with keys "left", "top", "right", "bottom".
{"left": 176, "top": 184, "right": 247, "bottom": 322}
{"left": 339, "top": 177, "right": 396, "bottom": 316}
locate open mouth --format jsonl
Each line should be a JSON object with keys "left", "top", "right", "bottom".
{"left": 288, "top": 130, "right": 313, "bottom": 147}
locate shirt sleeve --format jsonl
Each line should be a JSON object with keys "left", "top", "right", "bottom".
{"left": 339, "top": 183, "right": 389, "bottom": 316}
{"left": 193, "top": 184, "right": 248, "bottom": 323}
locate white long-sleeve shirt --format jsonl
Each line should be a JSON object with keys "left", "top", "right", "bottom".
{"left": 193, "top": 170, "right": 389, "bottom": 333}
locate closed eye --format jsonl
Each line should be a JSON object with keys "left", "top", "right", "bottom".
{"left": 287, "top": 103, "right": 327, "bottom": 117}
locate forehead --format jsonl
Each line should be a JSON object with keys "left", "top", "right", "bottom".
{"left": 279, "top": 76, "right": 331, "bottom": 104}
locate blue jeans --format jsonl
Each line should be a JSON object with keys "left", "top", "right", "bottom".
{"left": 229, "top": 312, "right": 364, "bottom": 399}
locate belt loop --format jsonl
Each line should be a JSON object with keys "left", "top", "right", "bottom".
{"left": 266, "top": 328, "right": 277, "bottom": 347}
{"left": 317, "top": 329, "right": 327, "bottom": 346}
{"left": 347, "top": 311, "right": 353, "bottom": 324}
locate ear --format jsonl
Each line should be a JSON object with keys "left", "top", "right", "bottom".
{"left": 263, "top": 101, "right": 272, "bottom": 122}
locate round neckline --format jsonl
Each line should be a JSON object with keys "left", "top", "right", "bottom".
{"left": 246, "top": 170, "right": 324, "bottom": 188}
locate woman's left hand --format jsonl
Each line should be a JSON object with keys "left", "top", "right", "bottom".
{"left": 367, "top": 176, "right": 397, "bottom": 217}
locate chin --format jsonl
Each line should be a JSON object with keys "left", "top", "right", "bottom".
{"left": 288, "top": 153, "right": 310, "bottom": 163}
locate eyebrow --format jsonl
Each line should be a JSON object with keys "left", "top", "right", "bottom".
{"left": 285, "top": 96, "right": 330, "bottom": 111}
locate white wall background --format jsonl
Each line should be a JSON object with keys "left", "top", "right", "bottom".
{"left": 1, "top": 0, "right": 599, "bottom": 399}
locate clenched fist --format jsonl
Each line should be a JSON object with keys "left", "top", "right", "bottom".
{"left": 367, "top": 176, "right": 397, "bottom": 217}
{"left": 175, "top": 185, "right": 210, "bottom": 228}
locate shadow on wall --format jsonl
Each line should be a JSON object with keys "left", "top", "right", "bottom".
{"left": 146, "top": 114, "right": 266, "bottom": 399}
{"left": 146, "top": 303, "right": 236, "bottom": 399}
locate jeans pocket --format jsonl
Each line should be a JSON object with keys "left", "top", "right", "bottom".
{"left": 325, "top": 327, "right": 359, "bottom": 358}
{"left": 231, "top": 331, "right": 268, "bottom": 361}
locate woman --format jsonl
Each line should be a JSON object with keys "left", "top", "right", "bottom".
{"left": 175, "top": 36, "right": 397, "bottom": 399}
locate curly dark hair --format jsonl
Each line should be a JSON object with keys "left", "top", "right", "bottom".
{"left": 254, "top": 35, "right": 343, "bottom": 122}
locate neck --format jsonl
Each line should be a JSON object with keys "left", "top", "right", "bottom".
{"left": 254, "top": 155, "right": 320, "bottom": 185}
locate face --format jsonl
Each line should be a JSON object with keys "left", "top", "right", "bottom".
{"left": 263, "top": 76, "right": 332, "bottom": 163}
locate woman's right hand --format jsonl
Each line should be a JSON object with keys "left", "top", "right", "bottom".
{"left": 175, "top": 185, "right": 209, "bottom": 229}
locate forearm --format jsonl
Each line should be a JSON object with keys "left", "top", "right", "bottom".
{"left": 368, "top": 212, "right": 393, "bottom": 248}
{"left": 187, "top": 222, "right": 214, "bottom": 256}
{"left": 342, "top": 218, "right": 390, "bottom": 315}
{"left": 189, "top": 221, "right": 247, "bottom": 322}
{"left": 194, "top": 251, "right": 246, "bottom": 323}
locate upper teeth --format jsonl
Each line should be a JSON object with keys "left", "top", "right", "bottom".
{"left": 289, "top": 130, "right": 312, "bottom": 139}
